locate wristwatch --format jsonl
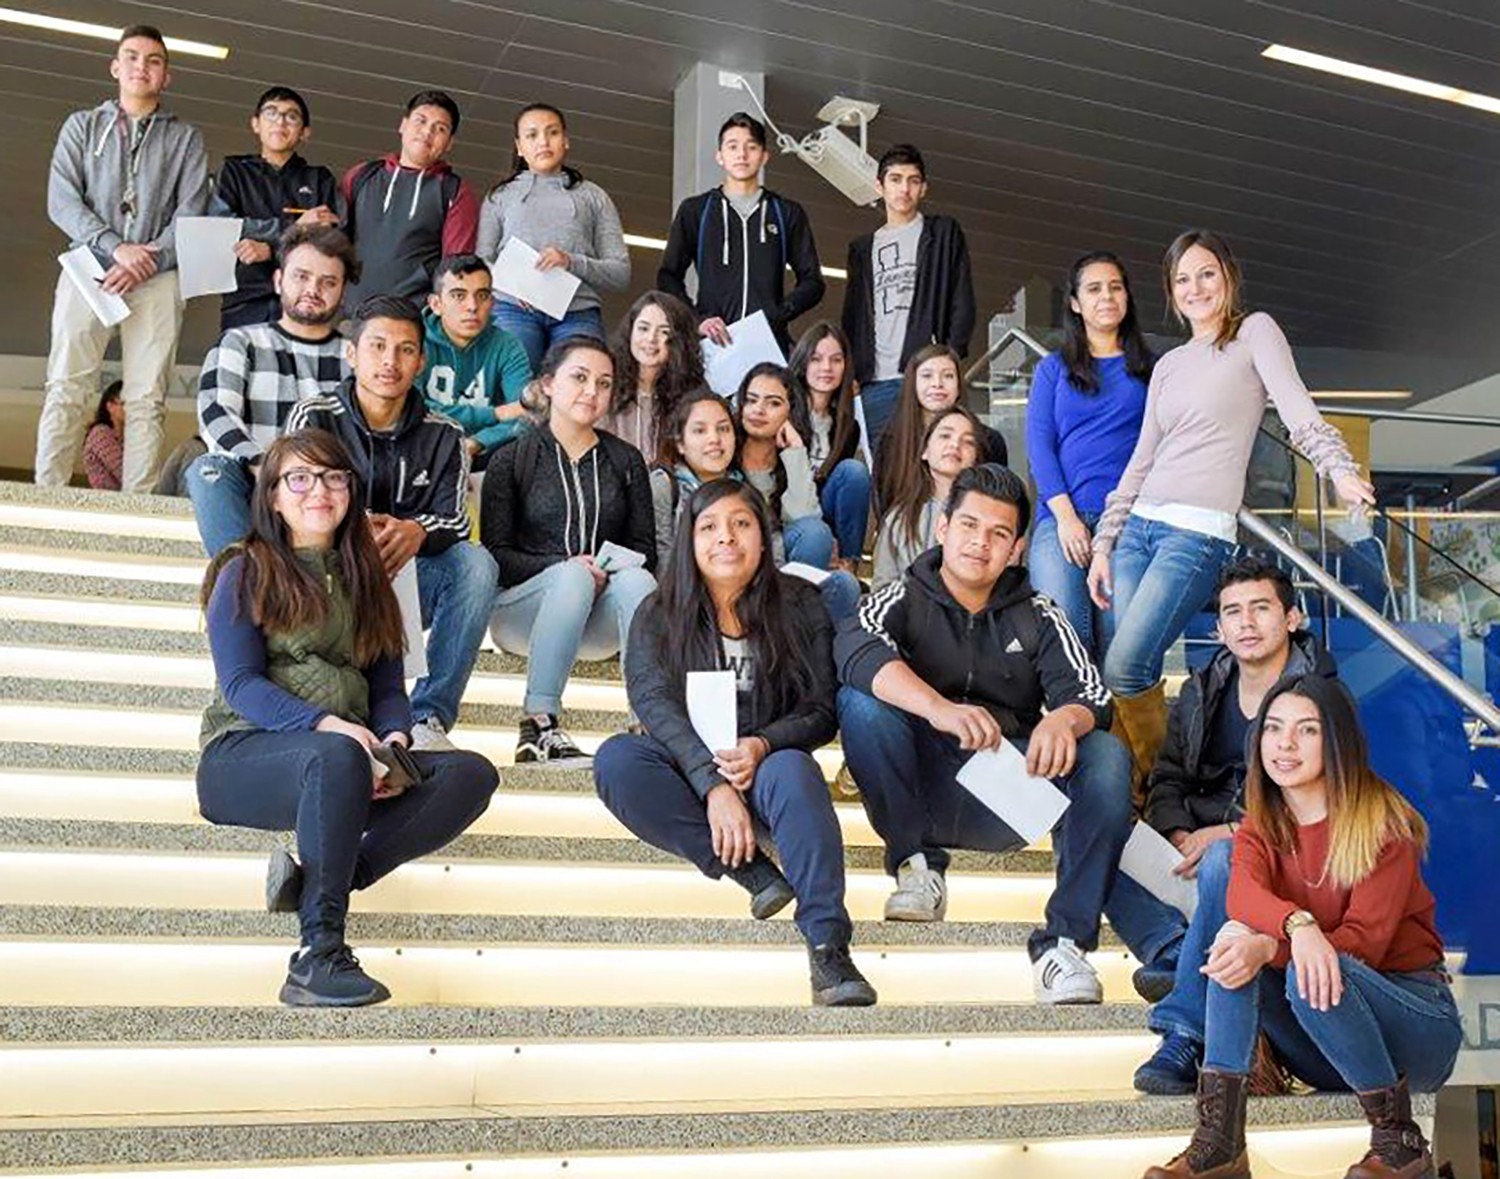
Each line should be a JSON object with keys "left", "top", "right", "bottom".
{"left": 1283, "top": 909, "right": 1317, "bottom": 937}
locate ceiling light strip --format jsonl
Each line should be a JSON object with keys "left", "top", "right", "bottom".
{"left": 0, "top": 6, "right": 229, "bottom": 60}
{"left": 1263, "top": 44, "right": 1500, "bottom": 115}
{"left": 623, "top": 231, "right": 846, "bottom": 281}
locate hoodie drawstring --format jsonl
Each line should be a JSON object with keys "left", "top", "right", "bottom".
{"left": 720, "top": 198, "right": 729, "bottom": 268}
{"left": 379, "top": 166, "right": 426, "bottom": 220}
{"left": 409, "top": 170, "right": 425, "bottom": 219}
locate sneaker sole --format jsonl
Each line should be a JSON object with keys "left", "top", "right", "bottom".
{"left": 750, "top": 882, "right": 796, "bottom": 921}
{"left": 1133, "top": 1070, "right": 1198, "bottom": 1097}
{"left": 264, "top": 850, "right": 302, "bottom": 914}
{"left": 278, "top": 980, "right": 391, "bottom": 1008}
{"left": 882, "top": 904, "right": 947, "bottom": 922}
{"left": 1035, "top": 992, "right": 1104, "bottom": 1005}
{"left": 813, "top": 981, "right": 878, "bottom": 1007}
{"left": 1132, "top": 974, "right": 1176, "bottom": 1004}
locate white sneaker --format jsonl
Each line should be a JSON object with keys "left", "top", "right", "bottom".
{"left": 884, "top": 853, "right": 947, "bottom": 921}
{"left": 409, "top": 717, "right": 457, "bottom": 752}
{"left": 1032, "top": 937, "right": 1103, "bottom": 1005}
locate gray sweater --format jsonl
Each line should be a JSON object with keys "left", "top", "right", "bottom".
{"left": 476, "top": 171, "right": 629, "bottom": 312}
{"left": 48, "top": 99, "right": 209, "bottom": 272}
{"left": 745, "top": 446, "right": 819, "bottom": 566}
{"left": 873, "top": 500, "right": 940, "bottom": 589}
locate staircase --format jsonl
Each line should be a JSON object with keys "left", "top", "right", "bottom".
{"left": 0, "top": 481, "right": 1412, "bottom": 1178}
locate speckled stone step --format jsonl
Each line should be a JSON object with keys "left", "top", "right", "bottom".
{"left": 0, "top": 522, "right": 205, "bottom": 560}
{"left": 0, "top": 480, "right": 196, "bottom": 516}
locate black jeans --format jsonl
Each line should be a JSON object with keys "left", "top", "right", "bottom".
{"left": 198, "top": 729, "right": 498, "bottom": 949}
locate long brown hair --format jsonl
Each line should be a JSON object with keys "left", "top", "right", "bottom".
{"left": 1244, "top": 674, "right": 1427, "bottom": 890}
{"left": 610, "top": 290, "right": 705, "bottom": 458}
{"left": 787, "top": 321, "right": 860, "bottom": 482}
{"left": 657, "top": 387, "right": 737, "bottom": 475}
{"left": 875, "top": 343, "right": 962, "bottom": 512}
{"left": 1162, "top": 229, "right": 1246, "bottom": 349}
{"left": 200, "top": 430, "right": 404, "bottom": 667}
{"left": 887, "top": 406, "right": 981, "bottom": 551}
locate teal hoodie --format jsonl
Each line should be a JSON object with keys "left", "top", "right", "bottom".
{"left": 419, "top": 308, "right": 533, "bottom": 454}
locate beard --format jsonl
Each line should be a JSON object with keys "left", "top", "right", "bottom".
{"left": 283, "top": 296, "right": 340, "bottom": 327}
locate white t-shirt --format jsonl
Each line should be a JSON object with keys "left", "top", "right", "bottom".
{"left": 721, "top": 635, "right": 754, "bottom": 695}
{"left": 871, "top": 214, "right": 923, "bottom": 381}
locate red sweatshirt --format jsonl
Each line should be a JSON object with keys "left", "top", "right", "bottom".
{"left": 1226, "top": 816, "right": 1443, "bottom": 972}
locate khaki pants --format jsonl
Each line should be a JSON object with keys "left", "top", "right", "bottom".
{"left": 35, "top": 268, "right": 184, "bottom": 492}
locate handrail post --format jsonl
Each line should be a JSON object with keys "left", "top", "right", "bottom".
{"left": 1314, "top": 473, "right": 1330, "bottom": 634}
{"left": 1404, "top": 493, "right": 1420, "bottom": 622}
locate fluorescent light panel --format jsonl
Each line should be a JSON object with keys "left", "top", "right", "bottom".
{"left": 1310, "top": 390, "right": 1412, "bottom": 401}
{"left": 0, "top": 6, "right": 229, "bottom": 59}
{"left": 1263, "top": 44, "right": 1500, "bottom": 115}
{"left": 623, "top": 230, "right": 847, "bottom": 281}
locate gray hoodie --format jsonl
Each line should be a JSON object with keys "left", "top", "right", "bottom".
{"left": 48, "top": 99, "right": 209, "bottom": 272}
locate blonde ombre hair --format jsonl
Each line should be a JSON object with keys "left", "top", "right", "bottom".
{"left": 1244, "top": 675, "right": 1427, "bottom": 890}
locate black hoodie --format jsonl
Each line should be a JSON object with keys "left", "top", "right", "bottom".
{"left": 284, "top": 379, "right": 470, "bottom": 557}
{"left": 1144, "top": 630, "right": 1338, "bottom": 837}
{"left": 836, "top": 549, "right": 1112, "bottom": 739}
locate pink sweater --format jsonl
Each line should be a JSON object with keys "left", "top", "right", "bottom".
{"left": 82, "top": 424, "right": 122, "bottom": 491}
{"left": 1094, "top": 313, "right": 1356, "bottom": 554}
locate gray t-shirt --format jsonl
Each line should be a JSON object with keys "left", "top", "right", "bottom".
{"left": 871, "top": 215, "right": 923, "bottom": 381}
{"left": 728, "top": 188, "right": 762, "bottom": 222}
{"left": 721, "top": 634, "right": 754, "bottom": 695}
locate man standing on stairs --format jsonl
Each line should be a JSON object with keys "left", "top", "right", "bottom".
{"left": 1134, "top": 555, "right": 1338, "bottom": 1095}
{"left": 287, "top": 296, "right": 498, "bottom": 753}
{"left": 35, "top": 24, "right": 208, "bottom": 493}
{"left": 835, "top": 464, "right": 1135, "bottom": 1004}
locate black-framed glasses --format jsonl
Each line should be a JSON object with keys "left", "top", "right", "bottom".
{"left": 279, "top": 468, "right": 352, "bottom": 494}
{"left": 257, "top": 106, "right": 305, "bottom": 127}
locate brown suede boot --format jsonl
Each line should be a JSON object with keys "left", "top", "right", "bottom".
{"left": 1345, "top": 1077, "right": 1433, "bottom": 1179}
{"left": 1142, "top": 1067, "right": 1252, "bottom": 1178}
{"left": 1113, "top": 681, "right": 1169, "bottom": 812}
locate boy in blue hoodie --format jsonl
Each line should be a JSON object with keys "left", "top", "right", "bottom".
{"left": 421, "top": 254, "right": 534, "bottom": 469}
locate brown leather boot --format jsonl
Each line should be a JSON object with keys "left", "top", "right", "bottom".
{"left": 1113, "top": 681, "right": 1169, "bottom": 812}
{"left": 1345, "top": 1076, "right": 1433, "bottom": 1178}
{"left": 1142, "top": 1067, "right": 1252, "bottom": 1178}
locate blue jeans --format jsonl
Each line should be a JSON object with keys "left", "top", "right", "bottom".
{"left": 781, "top": 516, "right": 861, "bottom": 623}
{"left": 1205, "top": 955, "right": 1462, "bottom": 1093}
{"left": 495, "top": 303, "right": 605, "bottom": 373}
{"left": 412, "top": 543, "right": 498, "bottom": 731}
{"left": 1104, "top": 515, "right": 1234, "bottom": 695}
{"left": 837, "top": 686, "right": 1134, "bottom": 958}
{"left": 198, "top": 729, "right": 497, "bottom": 949}
{"left": 1029, "top": 512, "right": 1111, "bottom": 664}
{"left": 595, "top": 733, "right": 853, "bottom": 947}
{"left": 859, "top": 379, "right": 903, "bottom": 455}
{"left": 490, "top": 561, "right": 656, "bottom": 716}
{"left": 186, "top": 452, "right": 255, "bottom": 556}
{"left": 818, "top": 459, "right": 872, "bottom": 563}
{"left": 1149, "top": 838, "right": 1234, "bottom": 1040}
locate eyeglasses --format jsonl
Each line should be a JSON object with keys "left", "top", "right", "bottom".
{"left": 257, "top": 107, "right": 305, "bottom": 127}
{"left": 279, "top": 468, "right": 352, "bottom": 494}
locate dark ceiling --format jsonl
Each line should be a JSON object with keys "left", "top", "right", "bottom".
{"left": 6, "top": 0, "right": 1500, "bottom": 391}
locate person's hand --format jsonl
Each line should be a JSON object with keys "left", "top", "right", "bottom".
{"left": 775, "top": 419, "right": 805, "bottom": 451}
{"left": 572, "top": 554, "right": 608, "bottom": 594}
{"left": 316, "top": 714, "right": 379, "bottom": 749}
{"left": 1290, "top": 923, "right": 1344, "bottom": 1011}
{"left": 535, "top": 246, "right": 571, "bottom": 272}
{"left": 464, "top": 437, "right": 483, "bottom": 458}
{"left": 494, "top": 402, "right": 529, "bottom": 422}
{"left": 714, "top": 736, "right": 768, "bottom": 792}
{"left": 112, "top": 242, "right": 159, "bottom": 284}
{"left": 233, "top": 239, "right": 274, "bottom": 265}
{"left": 699, "top": 317, "right": 732, "bottom": 347}
{"left": 929, "top": 700, "right": 1003, "bottom": 751}
{"left": 1086, "top": 552, "right": 1113, "bottom": 610}
{"left": 1057, "top": 513, "right": 1093, "bottom": 569}
{"left": 1202, "top": 928, "right": 1276, "bottom": 990}
{"left": 706, "top": 783, "right": 756, "bottom": 868}
{"left": 1332, "top": 471, "right": 1376, "bottom": 513}
{"left": 96, "top": 263, "right": 141, "bottom": 295}
{"left": 370, "top": 514, "right": 425, "bottom": 577}
{"left": 296, "top": 205, "right": 340, "bottom": 226}
{"left": 1169, "top": 825, "right": 1234, "bottom": 878}
{"left": 1026, "top": 710, "right": 1079, "bottom": 778}
{"left": 383, "top": 731, "right": 410, "bottom": 748}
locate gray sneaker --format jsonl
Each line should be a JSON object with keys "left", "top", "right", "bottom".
{"left": 883, "top": 853, "right": 947, "bottom": 921}
{"left": 409, "top": 717, "right": 457, "bottom": 752}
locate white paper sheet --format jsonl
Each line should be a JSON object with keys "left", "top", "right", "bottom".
{"left": 780, "top": 562, "right": 831, "bottom": 586}
{"left": 392, "top": 560, "right": 428, "bottom": 680}
{"left": 702, "top": 310, "right": 786, "bottom": 396}
{"left": 686, "top": 670, "right": 737, "bottom": 754}
{"left": 956, "top": 742, "right": 1071, "bottom": 845}
{"left": 59, "top": 246, "right": 130, "bottom": 327}
{"left": 853, "top": 393, "right": 875, "bottom": 472}
{"left": 1120, "top": 820, "right": 1201, "bottom": 919}
{"left": 492, "top": 237, "right": 581, "bottom": 321}
{"left": 176, "top": 216, "right": 243, "bottom": 299}
{"left": 596, "top": 541, "right": 647, "bottom": 574}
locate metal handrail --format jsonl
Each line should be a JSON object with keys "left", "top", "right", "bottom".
{"left": 1319, "top": 406, "right": 1500, "bottom": 429}
{"left": 962, "top": 326, "right": 1048, "bottom": 385}
{"left": 1238, "top": 508, "right": 1500, "bottom": 736}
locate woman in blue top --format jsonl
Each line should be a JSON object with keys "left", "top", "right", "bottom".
{"left": 1026, "top": 251, "right": 1154, "bottom": 661}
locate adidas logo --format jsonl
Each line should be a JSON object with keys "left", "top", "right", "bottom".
{"left": 411, "top": 470, "right": 430, "bottom": 487}
{"left": 1005, "top": 637, "right": 1023, "bottom": 654}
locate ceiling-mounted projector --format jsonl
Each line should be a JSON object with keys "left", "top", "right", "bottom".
{"left": 718, "top": 75, "right": 883, "bottom": 207}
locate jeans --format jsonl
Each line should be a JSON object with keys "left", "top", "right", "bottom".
{"left": 1104, "top": 515, "right": 1234, "bottom": 696}
{"left": 490, "top": 560, "right": 656, "bottom": 716}
{"left": 186, "top": 453, "right": 256, "bottom": 556}
{"left": 1149, "top": 838, "right": 1234, "bottom": 1040}
{"left": 595, "top": 732, "right": 853, "bottom": 947}
{"left": 1204, "top": 955, "right": 1462, "bottom": 1093}
{"left": 495, "top": 303, "right": 605, "bottom": 373}
{"left": 1029, "top": 511, "right": 1111, "bottom": 664}
{"left": 781, "top": 516, "right": 861, "bottom": 623}
{"left": 198, "top": 729, "right": 498, "bottom": 949}
{"left": 818, "top": 459, "right": 872, "bottom": 562}
{"left": 412, "top": 543, "right": 499, "bottom": 731}
{"left": 1106, "top": 872, "right": 1188, "bottom": 972}
{"left": 859, "top": 379, "right": 903, "bottom": 456}
{"left": 837, "top": 686, "right": 1134, "bottom": 958}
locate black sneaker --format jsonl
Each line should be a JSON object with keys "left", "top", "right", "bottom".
{"left": 515, "top": 715, "right": 588, "bottom": 764}
{"left": 1132, "top": 956, "right": 1178, "bottom": 1003}
{"left": 278, "top": 944, "right": 391, "bottom": 1008}
{"left": 726, "top": 855, "right": 795, "bottom": 920}
{"left": 809, "top": 943, "right": 877, "bottom": 1007}
{"left": 265, "top": 847, "right": 303, "bottom": 914}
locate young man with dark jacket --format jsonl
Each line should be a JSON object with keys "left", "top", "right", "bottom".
{"left": 1134, "top": 555, "right": 1339, "bottom": 1096}
{"left": 836, "top": 463, "right": 1140, "bottom": 1004}
{"left": 286, "top": 296, "right": 497, "bottom": 753}
{"left": 210, "top": 86, "right": 343, "bottom": 331}
{"left": 841, "top": 144, "right": 976, "bottom": 449}
{"left": 341, "top": 91, "right": 479, "bottom": 307}
{"left": 657, "top": 112, "right": 824, "bottom": 353}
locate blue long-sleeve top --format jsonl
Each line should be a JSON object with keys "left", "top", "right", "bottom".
{"left": 1026, "top": 352, "right": 1148, "bottom": 523}
{"left": 203, "top": 556, "right": 411, "bottom": 739}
